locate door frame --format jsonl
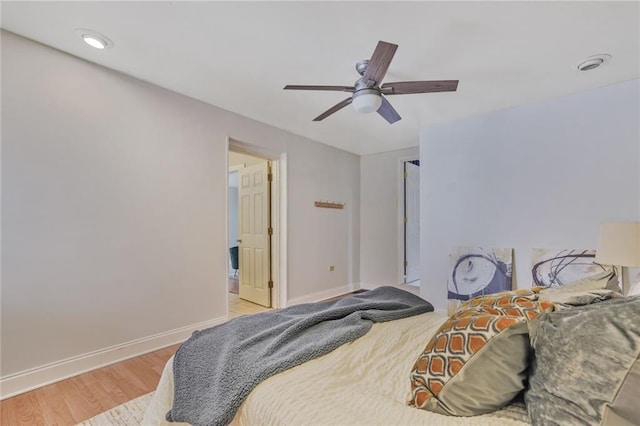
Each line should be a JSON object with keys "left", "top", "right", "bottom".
{"left": 227, "top": 138, "right": 287, "bottom": 310}
{"left": 396, "top": 154, "right": 420, "bottom": 286}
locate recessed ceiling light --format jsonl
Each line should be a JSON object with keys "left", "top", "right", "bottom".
{"left": 75, "top": 28, "right": 113, "bottom": 50}
{"left": 577, "top": 54, "right": 611, "bottom": 71}
{"left": 82, "top": 35, "right": 106, "bottom": 49}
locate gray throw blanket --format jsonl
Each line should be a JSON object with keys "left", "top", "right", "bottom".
{"left": 166, "top": 286, "right": 433, "bottom": 425}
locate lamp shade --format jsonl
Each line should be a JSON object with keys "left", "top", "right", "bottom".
{"left": 595, "top": 222, "right": 640, "bottom": 267}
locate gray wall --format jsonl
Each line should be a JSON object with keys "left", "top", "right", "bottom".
{"left": 420, "top": 79, "right": 640, "bottom": 310}
{"left": 360, "top": 147, "right": 418, "bottom": 287}
{"left": 286, "top": 137, "right": 361, "bottom": 299}
{"left": 1, "top": 31, "right": 360, "bottom": 376}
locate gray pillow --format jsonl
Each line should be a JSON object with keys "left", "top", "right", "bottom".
{"left": 538, "top": 269, "right": 623, "bottom": 309}
{"left": 539, "top": 288, "right": 621, "bottom": 309}
{"left": 526, "top": 296, "right": 640, "bottom": 425}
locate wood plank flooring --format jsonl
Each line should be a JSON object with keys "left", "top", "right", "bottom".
{"left": 228, "top": 293, "right": 272, "bottom": 318}
{"left": 0, "top": 296, "right": 271, "bottom": 426}
{"left": 0, "top": 344, "right": 179, "bottom": 425}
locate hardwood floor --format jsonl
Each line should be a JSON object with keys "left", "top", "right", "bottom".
{"left": 0, "top": 344, "right": 179, "bottom": 425}
{"left": 0, "top": 295, "right": 270, "bottom": 426}
{"left": 228, "top": 292, "right": 272, "bottom": 318}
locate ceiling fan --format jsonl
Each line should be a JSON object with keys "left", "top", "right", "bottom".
{"left": 284, "top": 41, "right": 459, "bottom": 124}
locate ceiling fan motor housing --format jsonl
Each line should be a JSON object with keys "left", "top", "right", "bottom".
{"left": 355, "top": 59, "right": 370, "bottom": 76}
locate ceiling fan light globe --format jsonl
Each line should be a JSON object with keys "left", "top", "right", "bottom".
{"left": 352, "top": 93, "right": 382, "bottom": 114}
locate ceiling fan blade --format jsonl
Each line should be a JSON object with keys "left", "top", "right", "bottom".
{"left": 363, "top": 41, "right": 398, "bottom": 85}
{"left": 313, "top": 97, "right": 353, "bottom": 121}
{"left": 381, "top": 80, "right": 459, "bottom": 95}
{"left": 284, "top": 85, "right": 355, "bottom": 92}
{"left": 377, "top": 96, "right": 401, "bottom": 124}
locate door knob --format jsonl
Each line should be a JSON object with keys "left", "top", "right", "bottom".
{"left": 237, "top": 239, "right": 242, "bottom": 243}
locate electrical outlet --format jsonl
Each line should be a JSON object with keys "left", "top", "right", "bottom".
{"left": 329, "top": 265, "right": 335, "bottom": 272}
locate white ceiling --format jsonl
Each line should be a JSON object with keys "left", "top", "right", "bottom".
{"left": 2, "top": 1, "right": 638, "bottom": 156}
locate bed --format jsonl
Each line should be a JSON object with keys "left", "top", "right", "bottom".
{"left": 143, "top": 311, "right": 530, "bottom": 425}
{"left": 143, "top": 271, "right": 640, "bottom": 426}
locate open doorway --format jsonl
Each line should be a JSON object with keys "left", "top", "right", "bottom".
{"left": 402, "top": 159, "right": 420, "bottom": 286}
{"left": 227, "top": 142, "right": 284, "bottom": 318}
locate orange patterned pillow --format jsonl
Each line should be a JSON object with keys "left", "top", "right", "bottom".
{"left": 408, "top": 290, "right": 553, "bottom": 416}
{"left": 459, "top": 287, "right": 543, "bottom": 309}
{"left": 456, "top": 300, "right": 553, "bottom": 322}
{"left": 457, "top": 288, "right": 552, "bottom": 320}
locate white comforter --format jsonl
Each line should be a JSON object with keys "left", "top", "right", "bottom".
{"left": 143, "top": 311, "right": 529, "bottom": 425}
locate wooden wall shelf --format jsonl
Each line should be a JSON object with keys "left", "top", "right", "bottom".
{"left": 314, "top": 201, "right": 345, "bottom": 209}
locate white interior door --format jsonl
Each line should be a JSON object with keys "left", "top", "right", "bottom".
{"left": 405, "top": 161, "right": 420, "bottom": 283}
{"left": 238, "top": 161, "right": 271, "bottom": 307}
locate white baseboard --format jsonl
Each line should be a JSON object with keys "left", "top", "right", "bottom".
{"left": 287, "top": 283, "right": 360, "bottom": 306}
{"left": 0, "top": 316, "right": 227, "bottom": 400}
